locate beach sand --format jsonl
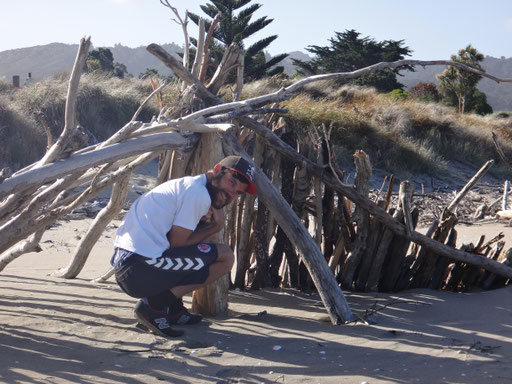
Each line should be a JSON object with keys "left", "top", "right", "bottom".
{"left": 1, "top": 215, "right": 511, "bottom": 384}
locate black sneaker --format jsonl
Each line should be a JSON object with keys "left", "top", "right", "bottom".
{"left": 134, "top": 300, "right": 184, "bottom": 337}
{"left": 168, "top": 299, "right": 203, "bottom": 325}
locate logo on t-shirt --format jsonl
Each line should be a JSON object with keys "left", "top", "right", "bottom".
{"left": 197, "top": 244, "right": 211, "bottom": 253}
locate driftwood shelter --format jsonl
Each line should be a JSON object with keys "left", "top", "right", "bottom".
{"left": 1, "top": 33, "right": 512, "bottom": 326}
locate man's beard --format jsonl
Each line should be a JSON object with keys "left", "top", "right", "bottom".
{"left": 206, "top": 177, "right": 228, "bottom": 209}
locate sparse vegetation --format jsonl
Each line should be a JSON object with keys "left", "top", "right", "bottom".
{"left": 0, "top": 74, "right": 161, "bottom": 169}
{"left": 242, "top": 78, "right": 512, "bottom": 175}
{"left": 2, "top": 75, "right": 512, "bottom": 177}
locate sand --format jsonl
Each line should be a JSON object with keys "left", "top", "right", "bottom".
{"left": 1, "top": 215, "right": 511, "bottom": 384}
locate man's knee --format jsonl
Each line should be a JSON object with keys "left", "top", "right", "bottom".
{"left": 216, "top": 244, "right": 234, "bottom": 268}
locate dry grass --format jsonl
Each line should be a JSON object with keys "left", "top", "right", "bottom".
{"left": 242, "top": 79, "right": 512, "bottom": 176}
{"left": 3, "top": 74, "right": 512, "bottom": 178}
{"left": 0, "top": 74, "right": 162, "bottom": 170}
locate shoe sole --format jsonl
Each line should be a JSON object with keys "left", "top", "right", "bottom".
{"left": 134, "top": 310, "right": 184, "bottom": 337}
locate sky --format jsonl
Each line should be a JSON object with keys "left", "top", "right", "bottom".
{"left": 2, "top": 0, "right": 512, "bottom": 60}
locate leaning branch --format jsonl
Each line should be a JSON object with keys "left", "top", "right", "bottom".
{"left": 37, "top": 37, "right": 91, "bottom": 167}
{"left": 0, "top": 132, "right": 191, "bottom": 200}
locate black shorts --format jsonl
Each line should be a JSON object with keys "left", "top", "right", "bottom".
{"left": 113, "top": 244, "right": 218, "bottom": 298}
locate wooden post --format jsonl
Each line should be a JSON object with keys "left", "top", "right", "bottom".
{"left": 191, "top": 133, "right": 229, "bottom": 317}
{"left": 503, "top": 180, "right": 509, "bottom": 211}
{"left": 340, "top": 150, "right": 372, "bottom": 290}
{"left": 446, "top": 160, "right": 494, "bottom": 213}
{"left": 366, "top": 208, "right": 404, "bottom": 292}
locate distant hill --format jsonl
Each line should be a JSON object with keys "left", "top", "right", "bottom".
{"left": 265, "top": 50, "right": 312, "bottom": 76}
{"left": 0, "top": 43, "right": 306, "bottom": 82}
{"left": 3, "top": 43, "right": 512, "bottom": 111}
{"left": 0, "top": 43, "right": 183, "bottom": 82}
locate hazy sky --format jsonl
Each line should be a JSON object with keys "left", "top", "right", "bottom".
{"left": 2, "top": 0, "right": 512, "bottom": 60}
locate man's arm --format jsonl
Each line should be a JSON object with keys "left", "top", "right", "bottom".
{"left": 167, "top": 208, "right": 224, "bottom": 247}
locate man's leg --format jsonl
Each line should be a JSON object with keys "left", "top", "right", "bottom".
{"left": 170, "top": 244, "right": 234, "bottom": 298}
{"left": 143, "top": 243, "right": 234, "bottom": 325}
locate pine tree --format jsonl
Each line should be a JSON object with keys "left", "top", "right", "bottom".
{"left": 188, "top": 0, "right": 288, "bottom": 80}
{"left": 293, "top": 29, "right": 412, "bottom": 92}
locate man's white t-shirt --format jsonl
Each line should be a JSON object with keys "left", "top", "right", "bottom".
{"left": 114, "top": 174, "right": 211, "bottom": 258}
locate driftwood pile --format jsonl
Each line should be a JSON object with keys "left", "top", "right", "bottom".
{"left": 239, "top": 144, "right": 511, "bottom": 294}
{"left": 3, "top": 29, "right": 512, "bottom": 324}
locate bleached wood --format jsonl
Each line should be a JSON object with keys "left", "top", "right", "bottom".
{"left": 446, "top": 160, "right": 494, "bottom": 213}
{"left": 54, "top": 176, "right": 130, "bottom": 279}
{"left": 198, "top": 13, "right": 220, "bottom": 83}
{"left": 91, "top": 267, "right": 115, "bottom": 283}
{"left": 0, "top": 230, "right": 44, "bottom": 272}
{"left": 503, "top": 180, "right": 509, "bottom": 211}
{"left": 160, "top": 0, "right": 189, "bottom": 70}
{"left": 341, "top": 150, "right": 372, "bottom": 289}
{"left": 399, "top": 181, "right": 414, "bottom": 236}
{"left": 0, "top": 152, "right": 160, "bottom": 258}
{"left": 191, "top": 18, "right": 205, "bottom": 77}
{"left": 191, "top": 133, "right": 227, "bottom": 316}
{"left": 313, "top": 152, "right": 323, "bottom": 249}
{"left": 37, "top": 37, "right": 91, "bottom": 167}
{"left": 233, "top": 51, "right": 244, "bottom": 101}
{"left": 207, "top": 44, "right": 242, "bottom": 95}
{"left": 148, "top": 44, "right": 512, "bottom": 114}
{"left": 0, "top": 132, "right": 189, "bottom": 200}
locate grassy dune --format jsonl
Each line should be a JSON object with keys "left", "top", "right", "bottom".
{"left": 0, "top": 73, "right": 159, "bottom": 170}
{"left": 2, "top": 75, "right": 512, "bottom": 178}
{"left": 243, "top": 78, "right": 512, "bottom": 176}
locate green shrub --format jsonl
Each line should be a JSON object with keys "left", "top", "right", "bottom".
{"left": 386, "top": 89, "right": 409, "bottom": 101}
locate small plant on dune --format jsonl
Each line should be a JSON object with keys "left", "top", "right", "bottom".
{"left": 386, "top": 89, "right": 409, "bottom": 101}
{"left": 409, "top": 82, "right": 439, "bottom": 103}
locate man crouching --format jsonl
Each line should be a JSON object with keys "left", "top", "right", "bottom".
{"left": 111, "top": 156, "right": 257, "bottom": 337}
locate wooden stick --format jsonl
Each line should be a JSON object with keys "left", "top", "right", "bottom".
{"left": 54, "top": 175, "right": 130, "bottom": 279}
{"left": 198, "top": 13, "right": 220, "bottom": 83}
{"left": 0, "top": 132, "right": 190, "bottom": 200}
{"left": 491, "top": 131, "right": 512, "bottom": 170}
{"left": 37, "top": 37, "right": 91, "bottom": 167}
{"left": 503, "top": 180, "right": 509, "bottom": 211}
{"left": 399, "top": 181, "right": 414, "bottom": 236}
{"left": 91, "top": 267, "right": 115, "bottom": 283}
{"left": 0, "top": 230, "right": 44, "bottom": 272}
{"left": 191, "top": 18, "right": 205, "bottom": 78}
{"left": 446, "top": 160, "right": 494, "bottom": 213}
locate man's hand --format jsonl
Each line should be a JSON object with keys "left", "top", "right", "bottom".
{"left": 168, "top": 207, "right": 224, "bottom": 248}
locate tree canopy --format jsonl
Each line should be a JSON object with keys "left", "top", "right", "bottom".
{"left": 293, "top": 29, "right": 413, "bottom": 92}
{"left": 188, "top": 0, "right": 288, "bottom": 80}
{"left": 84, "top": 48, "right": 128, "bottom": 78}
{"left": 437, "top": 44, "right": 489, "bottom": 114}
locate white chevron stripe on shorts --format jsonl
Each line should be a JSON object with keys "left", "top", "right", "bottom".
{"left": 146, "top": 256, "right": 206, "bottom": 271}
